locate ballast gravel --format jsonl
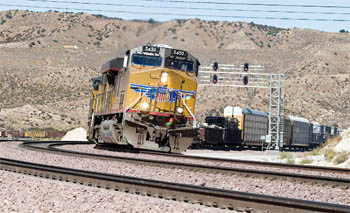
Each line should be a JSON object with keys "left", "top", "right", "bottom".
{"left": 0, "top": 142, "right": 349, "bottom": 206}
{"left": 0, "top": 170, "right": 228, "bottom": 212}
{"left": 61, "top": 144, "right": 350, "bottom": 179}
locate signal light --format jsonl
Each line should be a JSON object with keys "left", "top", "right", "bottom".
{"left": 244, "top": 63, "right": 249, "bottom": 72}
{"left": 213, "top": 74, "right": 218, "bottom": 84}
{"left": 243, "top": 76, "right": 248, "bottom": 85}
{"left": 213, "top": 62, "right": 218, "bottom": 71}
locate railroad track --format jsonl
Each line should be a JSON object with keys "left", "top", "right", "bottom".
{"left": 20, "top": 141, "right": 350, "bottom": 189}
{"left": 0, "top": 156, "right": 349, "bottom": 213}
{"left": 141, "top": 150, "right": 350, "bottom": 175}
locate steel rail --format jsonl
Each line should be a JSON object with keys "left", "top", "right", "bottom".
{"left": 20, "top": 141, "right": 350, "bottom": 188}
{"left": 0, "top": 157, "right": 349, "bottom": 213}
{"left": 140, "top": 150, "right": 350, "bottom": 174}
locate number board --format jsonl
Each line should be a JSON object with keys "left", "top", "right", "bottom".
{"left": 142, "top": 46, "right": 160, "bottom": 53}
{"left": 171, "top": 49, "right": 188, "bottom": 57}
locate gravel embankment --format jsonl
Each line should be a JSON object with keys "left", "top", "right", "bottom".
{"left": 0, "top": 142, "right": 349, "bottom": 205}
{"left": 0, "top": 170, "right": 227, "bottom": 212}
{"left": 61, "top": 144, "right": 350, "bottom": 179}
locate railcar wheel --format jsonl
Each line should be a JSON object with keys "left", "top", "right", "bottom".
{"left": 160, "top": 145, "right": 171, "bottom": 153}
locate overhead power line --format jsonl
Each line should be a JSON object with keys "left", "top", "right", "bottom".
{"left": 1, "top": 4, "right": 350, "bottom": 22}
{"left": 136, "top": 0, "right": 350, "bottom": 9}
{"left": 22, "top": 0, "right": 350, "bottom": 16}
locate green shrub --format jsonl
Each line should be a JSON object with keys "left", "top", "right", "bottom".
{"left": 286, "top": 158, "right": 295, "bottom": 164}
{"left": 334, "top": 152, "right": 349, "bottom": 164}
{"left": 300, "top": 158, "right": 313, "bottom": 165}
{"left": 279, "top": 152, "right": 292, "bottom": 159}
{"left": 324, "top": 149, "right": 336, "bottom": 162}
{"left": 147, "top": 18, "right": 156, "bottom": 24}
{"left": 29, "top": 42, "right": 35, "bottom": 48}
{"left": 5, "top": 14, "right": 12, "bottom": 19}
{"left": 309, "top": 147, "right": 322, "bottom": 156}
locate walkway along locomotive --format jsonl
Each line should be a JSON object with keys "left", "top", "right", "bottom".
{"left": 87, "top": 44, "right": 200, "bottom": 153}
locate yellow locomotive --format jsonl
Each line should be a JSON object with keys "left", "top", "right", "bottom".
{"left": 87, "top": 44, "right": 200, "bottom": 153}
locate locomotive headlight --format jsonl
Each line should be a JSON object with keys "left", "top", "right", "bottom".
{"left": 161, "top": 72, "right": 168, "bottom": 83}
{"left": 141, "top": 102, "right": 150, "bottom": 110}
{"left": 176, "top": 107, "right": 184, "bottom": 114}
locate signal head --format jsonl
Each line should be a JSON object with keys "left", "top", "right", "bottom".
{"left": 243, "top": 76, "right": 248, "bottom": 85}
{"left": 244, "top": 63, "right": 249, "bottom": 72}
{"left": 213, "top": 62, "right": 218, "bottom": 71}
{"left": 213, "top": 74, "right": 218, "bottom": 84}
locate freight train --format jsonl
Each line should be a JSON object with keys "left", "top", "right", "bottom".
{"left": 0, "top": 130, "right": 66, "bottom": 139}
{"left": 196, "top": 106, "right": 339, "bottom": 150}
{"left": 87, "top": 44, "right": 200, "bottom": 153}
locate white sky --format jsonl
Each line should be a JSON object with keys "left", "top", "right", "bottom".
{"left": 1, "top": 0, "right": 349, "bottom": 32}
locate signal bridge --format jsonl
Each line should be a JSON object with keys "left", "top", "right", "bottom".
{"left": 198, "top": 63, "right": 284, "bottom": 151}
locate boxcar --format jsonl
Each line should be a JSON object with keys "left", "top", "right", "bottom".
{"left": 24, "top": 131, "right": 46, "bottom": 138}
{"left": 309, "top": 122, "right": 321, "bottom": 148}
{"left": 282, "top": 117, "right": 292, "bottom": 147}
{"left": 228, "top": 106, "right": 268, "bottom": 147}
{"left": 288, "top": 116, "right": 310, "bottom": 148}
{"left": 6, "top": 130, "right": 23, "bottom": 138}
{"left": 46, "top": 131, "right": 66, "bottom": 138}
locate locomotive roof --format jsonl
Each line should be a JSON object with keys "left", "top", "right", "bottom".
{"left": 129, "top": 44, "right": 199, "bottom": 63}
{"left": 100, "top": 57, "right": 124, "bottom": 73}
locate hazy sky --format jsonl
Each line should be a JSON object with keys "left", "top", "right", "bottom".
{"left": 1, "top": 0, "right": 349, "bottom": 32}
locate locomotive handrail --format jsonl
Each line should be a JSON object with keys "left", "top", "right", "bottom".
{"left": 182, "top": 97, "right": 197, "bottom": 127}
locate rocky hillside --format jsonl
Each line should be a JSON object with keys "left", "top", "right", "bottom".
{"left": 0, "top": 10, "right": 349, "bottom": 131}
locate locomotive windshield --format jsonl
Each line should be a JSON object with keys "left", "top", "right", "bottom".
{"left": 165, "top": 58, "right": 194, "bottom": 72}
{"left": 132, "top": 54, "right": 162, "bottom": 67}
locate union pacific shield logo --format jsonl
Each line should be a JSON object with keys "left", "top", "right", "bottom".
{"left": 130, "top": 83, "right": 194, "bottom": 103}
